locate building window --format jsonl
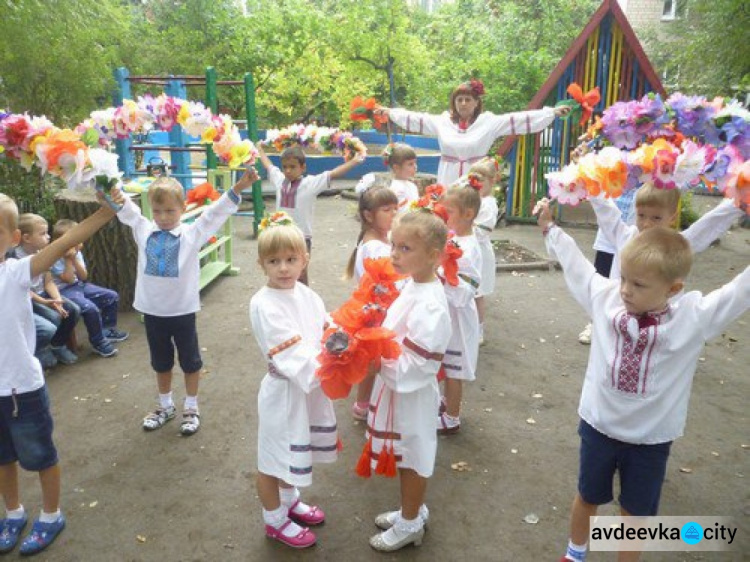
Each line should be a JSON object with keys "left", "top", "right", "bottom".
{"left": 662, "top": 0, "right": 686, "bottom": 21}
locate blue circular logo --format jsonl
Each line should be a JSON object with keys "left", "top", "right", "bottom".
{"left": 681, "top": 522, "right": 703, "bottom": 545}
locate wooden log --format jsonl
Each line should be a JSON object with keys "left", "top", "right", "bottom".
{"left": 53, "top": 190, "right": 138, "bottom": 312}
{"left": 368, "top": 172, "right": 437, "bottom": 195}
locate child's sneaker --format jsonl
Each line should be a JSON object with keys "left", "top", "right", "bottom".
{"left": 143, "top": 405, "right": 176, "bottom": 431}
{"left": 36, "top": 348, "right": 57, "bottom": 370}
{"left": 51, "top": 346, "right": 78, "bottom": 365}
{"left": 179, "top": 408, "right": 201, "bottom": 436}
{"left": 578, "top": 323, "right": 592, "bottom": 345}
{"left": 103, "top": 328, "right": 129, "bottom": 342}
{"left": 92, "top": 340, "right": 118, "bottom": 358}
{"left": 0, "top": 514, "right": 28, "bottom": 554}
{"left": 18, "top": 515, "right": 65, "bottom": 556}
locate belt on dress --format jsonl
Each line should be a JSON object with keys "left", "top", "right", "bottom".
{"left": 442, "top": 154, "right": 484, "bottom": 176}
{"left": 403, "top": 337, "right": 444, "bottom": 362}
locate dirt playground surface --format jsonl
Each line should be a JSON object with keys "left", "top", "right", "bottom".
{"left": 13, "top": 192, "right": 749, "bottom": 561}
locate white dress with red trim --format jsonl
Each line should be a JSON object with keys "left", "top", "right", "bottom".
{"left": 368, "top": 279, "right": 451, "bottom": 477}
{"left": 389, "top": 179, "right": 420, "bottom": 211}
{"left": 545, "top": 224, "right": 750, "bottom": 445}
{"left": 389, "top": 107, "right": 556, "bottom": 186}
{"left": 268, "top": 166, "right": 331, "bottom": 239}
{"left": 249, "top": 283, "right": 338, "bottom": 487}
{"left": 442, "top": 234, "right": 482, "bottom": 381}
{"left": 475, "top": 196, "right": 499, "bottom": 297}
{"left": 354, "top": 239, "right": 391, "bottom": 283}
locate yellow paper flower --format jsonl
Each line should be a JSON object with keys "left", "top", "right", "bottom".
{"left": 177, "top": 104, "right": 191, "bottom": 126}
{"left": 200, "top": 127, "right": 218, "bottom": 144}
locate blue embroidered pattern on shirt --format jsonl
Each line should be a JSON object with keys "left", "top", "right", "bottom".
{"left": 145, "top": 230, "right": 180, "bottom": 278}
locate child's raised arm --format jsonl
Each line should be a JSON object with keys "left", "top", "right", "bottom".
{"left": 31, "top": 203, "right": 115, "bottom": 278}
{"left": 329, "top": 154, "right": 364, "bottom": 180}
{"left": 256, "top": 145, "right": 274, "bottom": 171}
{"left": 231, "top": 167, "right": 260, "bottom": 196}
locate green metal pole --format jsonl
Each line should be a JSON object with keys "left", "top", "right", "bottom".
{"left": 205, "top": 66, "right": 218, "bottom": 171}
{"left": 245, "top": 72, "right": 264, "bottom": 236}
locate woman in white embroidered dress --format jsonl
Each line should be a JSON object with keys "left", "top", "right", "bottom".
{"left": 376, "top": 79, "right": 570, "bottom": 186}
{"left": 249, "top": 216, "right": 337, "bottom": 549}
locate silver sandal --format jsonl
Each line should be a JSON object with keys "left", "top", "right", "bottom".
{"left": 180, "top": 409, "right": 201, "bottom": 436}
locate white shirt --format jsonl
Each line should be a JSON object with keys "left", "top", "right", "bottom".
{"left": 389, "top": 179, "right": 419, "bottom": 211}
{"left": 13, "top": 246, "right": 44, "bottom": 294}
{"left": 545, "top": 225, "right": 750, "bottom": 444}
{"left": 390, "top": 107, "right": 556, "bottom": 186}
{"left": 0, "top": 257, "right": 44, "bottom": 396}
{"left": 354, "top": 239, "right": 391, "bottom": 282}
{"left": 268, "top": 167, "right": 330, "bottom": 238}
{"left": 590, "top": 196, "right": 745, "bottom": 280}
{"left": 116, "top": 191, "right": 239, "bottom": 317}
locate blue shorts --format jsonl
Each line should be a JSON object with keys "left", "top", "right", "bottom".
{"left": 144, "top": 313, "right": 203, "bottom": 374}
{"left": 578, "top": 420, "right": 672, "bottom": 516}
{"left": 0, "top": 386, "right": 58, "bottom": 471}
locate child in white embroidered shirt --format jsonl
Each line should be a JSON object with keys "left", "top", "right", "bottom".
{"left": 366, "top": 210, "right": 451, "bottom": 552}
{"left": 355, "top": 143, "right": 420, "bottom": 211}
{"left": 111, "top": 169, "right": 257, "bottom": 436}
{"left": 249, "top": 215, "right": 337, "bottom": 549}
{"left": 536, "top": 199, "right": 750, "bottom": 562}
{"left": 258, "top": 144, "right": 363, "bottom": 284}
{"left": 344, "top": 185, "right": 399, "bottom": 421}
{"left": 437, "top": 182, "right": 483, "bottom": 434}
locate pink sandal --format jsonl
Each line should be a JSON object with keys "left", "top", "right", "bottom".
{"left": 265, "top": 520, "right": 317, "bottom": 549}
{"left": 288, "top": 499, "right": 326, "bottom": 526}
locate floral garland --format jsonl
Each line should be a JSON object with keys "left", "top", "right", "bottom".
{"left": 258, "top": 210, "right": 295, "bottom": 232}
{"left": 261, "top": 123, "right": 367, "bottom": 161}
{"left": 0, "top": 93, "right": 259, "bottom": 191}
{"left": 545, "top": 87, "right": 749, "bottom": 209}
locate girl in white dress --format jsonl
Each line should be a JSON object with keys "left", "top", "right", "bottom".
{"left": 470, "top": 158, "right": 501, "bottom": 344}
{"left": 376, "top": 79, "right": 569, "bottom": 186}
{"left": 355, "top": 143, "right": 420, "bottom": 211}
{"left": 249, "top": 216, "right": 338, "bottom": 549}
{"left": 365, "top": 210, "right": 452, "bottom": 552}
{"left": 344, "top": 186, "right": 399, "bottom": 420}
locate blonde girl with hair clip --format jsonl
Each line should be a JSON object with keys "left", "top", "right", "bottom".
{"left": 355, "top": 143, "right": 419, "bottom": 211}
{"left": 365, "top": 209, "right": 451, "bottom": 552}
{"left": 249, "top": 213, "right": 338, "bottom": 550}
{"left": 345, "top": 186, "right": 399, "bottom": 421}
{"left": 469, "top": 158, "right": 501, "bottom": 345}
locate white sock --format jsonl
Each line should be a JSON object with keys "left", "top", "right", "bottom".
{"left": 278, "top": 486, "right": 299, "bottom": 509}
{"left": 439, "top": 413, "right": 460, "bottom": 428}
{"left": 159, "top": 392, "right": 174, "bottom": 409}
{"left": 378, "top": 514, "right": 424, "bottom": 546}
{"left": 263, "top": 505, "right": 303, "bottom": 538}
{"left": 39, "top": 509, "right": 61, "bottom": 524}
{"left": 184, "top": 395, "right": 198, "bottom": 411}
{"left": 6, "top": 505, "right": 25, "bottom": 520}
{"left": 565, "top": 540, "right": 587, "bottom": 561}
{"left": 419, "top": 504, "right": 429, "bottom": 522}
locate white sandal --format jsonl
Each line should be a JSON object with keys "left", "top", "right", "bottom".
{"left": 180, "top": 408, "right": 201, "bottom": 436}
{"left": 142, "top": 406, "right": 176, "bottom": 431}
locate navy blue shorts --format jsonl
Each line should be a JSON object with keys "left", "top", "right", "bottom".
{"left": 0, "top": 386, "right": 58, "bottom": 471}
{"left": 144, "top": 313, "right": 203, "bottom": 374}
{"left": 578, "top": 419, "right": 672, "bottom": 516}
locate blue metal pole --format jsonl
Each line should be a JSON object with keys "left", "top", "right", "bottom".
{"left": 113, "top": 67, "right": 135, "bottom": 178}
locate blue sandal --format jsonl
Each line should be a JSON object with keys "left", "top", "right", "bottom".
{"left": 19, "top": 516, "right": 66, "bottom": 556}
{"left": 0, "top": 514, "right": 28, "bottom": 553}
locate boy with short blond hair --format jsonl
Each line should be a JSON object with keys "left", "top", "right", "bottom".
{"left": 0, "top": 193, "right": 115, "bottom": 555}
{"left": 536, "top": 200, "right": 750, "bottom": 562}
{"left": 111, "top": 169, "right": 259, "bottom": 436}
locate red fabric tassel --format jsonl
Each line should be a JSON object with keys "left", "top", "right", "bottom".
{"left": 336, "top": 437, "right": 343, "bottom": 452}
{"left": 355, "top": 437, "right": 372, "bottom": 478}
{"left": 384, "top": 445, "right": 398, "bottom": 478}
{"left": 374, "top": 446, "right": 389, "bottom": 475}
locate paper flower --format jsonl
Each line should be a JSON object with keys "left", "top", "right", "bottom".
{"left": 601, "top": 101, "right": 640, "bottom": 149}
{"left": 440, "top": 237, "right": 463, "bottom": 286}
{"left": 545, "top": 163, "right": 589, "bottom": 205}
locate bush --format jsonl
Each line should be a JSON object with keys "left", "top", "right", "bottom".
{"left": 0, "top": 160, "right": 62, "bottom": 223}
{"left": 679, "top": 191, "right": 700, "bottom": 230}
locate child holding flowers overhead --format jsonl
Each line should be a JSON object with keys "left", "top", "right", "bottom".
{"left": 344, "top": 186, "right": 400, "bottom": 421}
{"left": 376, "top": 79, "right": 569, "bottom": 186}
{"left": 363, "top": 209, "right": 451, "bottom": 552}
{"left": 437, "top": 182, "right": 483, "bottom": 434}
{"left": 258, "top": 144, "right": 363, "bottom": 285}
{"left": 355, "top": 143, "right": 420, "bottom": 211}
{"left": 249, "top": 213, "right": 337, "bottom": 550}
{"left": 110, "top": 168, "right": 259, "bottom": 436}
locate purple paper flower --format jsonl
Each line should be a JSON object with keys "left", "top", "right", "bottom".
{"left": 602, "top": 101, "right": 640, "bottom": 149}
{"left": 667, "top": 93, "right": 719, "bottom": 143}
{"left": 720, "top": 116, "right": 750, "bottom": 159}
{"left": 634, "top": 94, "right": 670, "bottom": 137}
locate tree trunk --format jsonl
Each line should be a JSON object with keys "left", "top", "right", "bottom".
{"left": 53, "top": 190, "right": 138, "bottom": 312}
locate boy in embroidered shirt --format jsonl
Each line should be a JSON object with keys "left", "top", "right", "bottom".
{"left": 50, "top": 219, "right": 128, "bottom": 358}
{"left": 535, "top": 200, "right": 750, "bottom": 562}
{"left": 110, "top": 169, "right": 258, "bottom": 436}
{"left": 257, "top": 145, "right": 363, "bottom": 284}
{"left": 0, "top": 193, "right": 115, "bottom": 555}
{"left": 437, "top": 182, "right": 483, "bottom": 434}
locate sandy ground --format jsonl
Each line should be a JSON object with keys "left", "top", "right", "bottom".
{"left": 10, "top": 191, "right": 749, "bottom": 561}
